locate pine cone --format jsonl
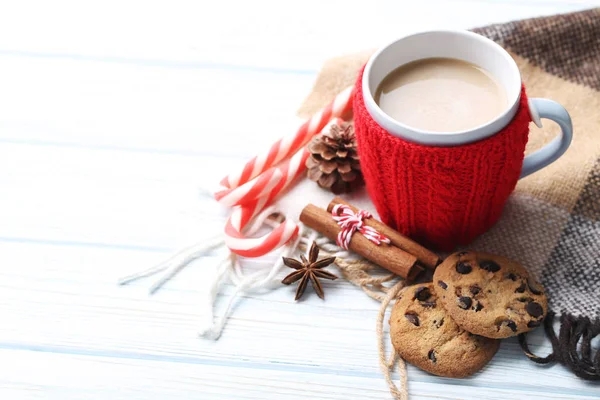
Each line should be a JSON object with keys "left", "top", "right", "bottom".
{"left": 306, "top": 122, "right": 363, "bottom": 194}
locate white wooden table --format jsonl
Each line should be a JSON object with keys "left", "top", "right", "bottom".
{"left": 2, "top": 1, "right": 600, "bottom": 399}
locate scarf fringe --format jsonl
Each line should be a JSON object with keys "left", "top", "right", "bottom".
{"left": 519, "top": 311, "right": 600, "bottom": 380}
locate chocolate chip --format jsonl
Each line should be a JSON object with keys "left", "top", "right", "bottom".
{"left": 527, "top": 320, "right": 541, "bottom": 328}
{"left": 474, "top": 302, "right": 484, "bottom": 312}
{"left": 434, "top": 318, "right": 444, "bottom": 328}
{"left": 479, "top": 260, "right": 501, "bottom": 272}
{"left": 437, "top": 280, "right": 448, "bottom": 290}
{"left": 457, "top": 251, "right": 469, "bottom": 257}
{"left": 469, "top": 285, "right": 481, "bottom": 296}
{"left": 421, "top": 301, "right": 436, "bottom": 308}
{"left": 456, "top": 261, "right": 472, "bottom": 274}
{"left": 526, "top": 302, "right": 544, "bottom": 318}
{"left": 414, "top": 286, "right": 432, "bottom": 301}
{"left": 428, "top": 349, "right": 437, "bottom": 363}
{"left": 515, "top": 282, "right": 527, "bottom": 293}
{"left": 457, "top": 296, "right": 472, "bottom": 310}
{"left": 497, "top": 319, "right": 518, "bottom": 332}
{"left": 405, "top": 312, "right": 420, "bottom": 326}
{"left": 506, "top": 272, "right": 519, "bottom": 281}
{"left": 527, "top": 278, "right": 544, "bottom": 295}
{"left": 517, "top": 297, "right": 533, "bottom": 303}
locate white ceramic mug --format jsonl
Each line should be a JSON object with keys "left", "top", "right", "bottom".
{"left": 362, "top": 30, "right": 573, "bottom": 178}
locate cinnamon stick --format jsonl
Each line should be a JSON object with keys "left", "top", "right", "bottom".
{"left": 327, "top": 197, "right": 441, "bottom": 269}
{"left": 300, "top": 204, "right": 423, "bottom": 281}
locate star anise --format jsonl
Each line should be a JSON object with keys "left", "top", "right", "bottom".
{"left": 282, "top": 241, "right": 337, "bottom": 300}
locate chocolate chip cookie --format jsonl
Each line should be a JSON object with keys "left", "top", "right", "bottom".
{"left": 433, "top": 251, "right": 548, "bottom": 339}
{"left": 389, "top": 283, "right": 500, "bottom": 378}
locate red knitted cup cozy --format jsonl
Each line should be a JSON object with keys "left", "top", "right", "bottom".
{"left": 354, "top": 69, "right": 532, "bottom": 251}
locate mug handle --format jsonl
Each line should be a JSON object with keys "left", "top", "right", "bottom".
{"left": 520, "top": 98, "right": 573, "bottom": 178}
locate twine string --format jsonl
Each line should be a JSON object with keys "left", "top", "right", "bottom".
{"left": 377, "top": 282, "right": 408, "bottom": 400}
{"left": 298, "top": 231, "right": 409, "bottom": 399}
{"left": 119, "top": 222, "right": 409, "bottom": 397}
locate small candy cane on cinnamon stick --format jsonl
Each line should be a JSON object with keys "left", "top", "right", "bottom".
{"left": 328, "top": 198, "right": 441, "bottom": 269}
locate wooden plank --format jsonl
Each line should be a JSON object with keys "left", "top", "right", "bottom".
{"left": 0, "top": 242, "right": 598, "bottom": 398}
{"left": 0, "top": 1, "right": 596, "bottom": 71}
{"left": 1, "top": 349, "right": 598, "bottom": 400}
{"left": 0, "top": 57, "right": 313, "bottom": 158}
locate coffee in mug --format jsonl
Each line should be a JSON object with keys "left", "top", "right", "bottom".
{"left": 374, "top": 58, "right": 507, "bottom": 132}
{"left": 356, "top": 30, "right": 573, "bottom": 250}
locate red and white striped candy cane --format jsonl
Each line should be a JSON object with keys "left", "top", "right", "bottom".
{"left": 214, "top": 166, "right": 283, "bottom": 208}
{"left": 220, "top": 86, "right": 354, "bottom": 190}
{"left": 222, "top": 117, "right": 346, "bottom": 256}
{"left": 213, "top": 114, "right": 348, "bottom": 209}
{"left": 224, "top": 147, "right": 309, "bottom": 257}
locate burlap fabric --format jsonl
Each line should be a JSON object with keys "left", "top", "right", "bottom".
{"left": 299, "top": 8, "right": 600, "bottom": 379}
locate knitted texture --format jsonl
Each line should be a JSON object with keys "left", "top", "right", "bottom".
{"left": 353, "top": 69, "right": 532, "bottom": 251}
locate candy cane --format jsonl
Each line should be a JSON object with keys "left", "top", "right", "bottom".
{"left": 220, "top": 86, "right": 354, "bottom": 190}
{"left": 224, "top": 147, "right": 309, "bottom": 257}
{"left": 214, "top": 166, "right": 283, "bottom": 208}
{"left": 213, "top": 114, "right": 348, "bottom": 209}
